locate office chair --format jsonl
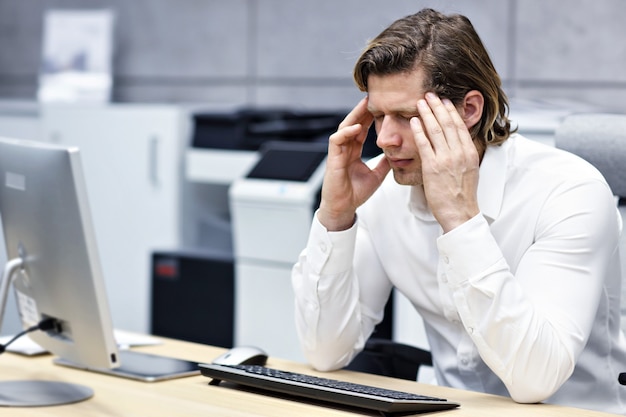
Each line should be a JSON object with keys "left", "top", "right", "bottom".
{"left": 553, "top": 113, "right": 626, "bottom": 326}
{"left": 554, "top": 113, "right": 626, "bottom": 200}
{"left": 345, "top": 338, "right": 433, "bottom": 381}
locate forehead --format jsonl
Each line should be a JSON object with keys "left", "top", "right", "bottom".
{"left": 366, "top": 69, "right": 426, "bottom": 113}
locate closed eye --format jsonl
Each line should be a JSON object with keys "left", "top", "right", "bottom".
{"left": 400, "top": 113, "right": 419, "bottom": 121}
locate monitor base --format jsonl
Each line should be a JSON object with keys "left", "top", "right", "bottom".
{"left": 0, "top": 380, "right": 93, "bottom": 407}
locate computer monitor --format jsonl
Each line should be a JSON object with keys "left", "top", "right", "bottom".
{"left": 0, "top": 136, "right": 120, "bottom": 406}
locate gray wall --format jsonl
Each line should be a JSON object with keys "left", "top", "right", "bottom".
{"left": 0, "top": 0, "right": 625, "bottom": 113}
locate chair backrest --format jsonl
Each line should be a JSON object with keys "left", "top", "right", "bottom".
{"left": 554, "top": 113, "right": 626, "bottom": 199}
{"left": 344, "top": 338, "right": 432, "bottom": 381}
{"left": 554, "top": 113, "right": 626, "bottom": 323}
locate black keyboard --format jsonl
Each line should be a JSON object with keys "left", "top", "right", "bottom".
{"left": 200, "top": 363, "right": 459, "bottom": 414}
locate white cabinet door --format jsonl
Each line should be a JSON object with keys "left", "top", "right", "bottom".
{"left": 0, "top": 101, "right": 42, "bottom": 142}
{"left": 41, "top": 104, "right": 186, "bottom": 332}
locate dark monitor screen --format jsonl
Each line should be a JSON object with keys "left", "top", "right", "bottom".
{"left": 246, "top": 144, "right": 327, "bottom": 182}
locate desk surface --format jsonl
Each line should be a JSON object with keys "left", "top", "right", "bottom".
{"left": 0, "top": 336, "right": 617, "bottom": 417}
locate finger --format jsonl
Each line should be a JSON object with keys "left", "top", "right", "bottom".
{"left": 442, "top": 98, "right": 474, "bottom": 150}
{"left": 416, "top": 97, "right": 448, "bottom": 152}
{"left": 410, "top": 116, "right": 435, "bottom": 160}
{"left": 329, "top": 124, "right": 363, "bottom": 147}
{"left": 328, "top": 122, "right": 373, "bottom": 164}
{"left": 339, "top": 97, "right": 373, "bottom": 132}
{"left": 424, "top": 93, "right": 462, "bottom": 150}
{"left": 371, "top": 156, "right": 392, "bottom": 185}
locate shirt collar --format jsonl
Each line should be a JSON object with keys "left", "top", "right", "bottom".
{"left": 408, "top": 137, "right": 511, "bottom": 223}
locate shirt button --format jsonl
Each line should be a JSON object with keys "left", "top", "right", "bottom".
{"left": 440, "top": 274, "right": 448, "bottom": 283}
{"left": 443, "top": 255, "right": 450, "bottom": 264}
{"left": 320, "top": 243, "right": 328, "bottom": 253}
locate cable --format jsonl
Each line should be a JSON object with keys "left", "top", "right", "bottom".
{"left": 0, "top": 318, "right": 59, "bottom": 354}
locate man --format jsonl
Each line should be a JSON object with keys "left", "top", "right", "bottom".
{"left": 291, "top": 8, "right": 626, "bottom": 413}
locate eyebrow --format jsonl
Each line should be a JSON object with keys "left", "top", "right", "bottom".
{"left": 367, "top": 105, "right": 419, "bottom": 116}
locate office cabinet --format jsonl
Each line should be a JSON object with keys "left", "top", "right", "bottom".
{"left": 40, "top": 104, "right": 189, "bottom": 333}
{"left": 0, "top": 101, "right": 42, "bottom": 142}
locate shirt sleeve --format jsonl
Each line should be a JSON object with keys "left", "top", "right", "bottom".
{"left": 437, "top": 178, "right": 619, "bottom": 403}
{"left": 291, "top": 212, "right": 389, "bottom": 371}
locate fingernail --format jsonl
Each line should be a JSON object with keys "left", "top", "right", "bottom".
{"left": 425, "top": 92, "right": 437, "bottom": 100}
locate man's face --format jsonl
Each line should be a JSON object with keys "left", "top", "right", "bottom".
{"left": 367, "top": 69, "right": 428, "bottom": 186}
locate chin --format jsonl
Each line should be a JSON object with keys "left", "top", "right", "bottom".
{"left": 392, "top": 170, "right": 423, "bottom": 186}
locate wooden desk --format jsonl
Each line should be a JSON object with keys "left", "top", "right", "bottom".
{"left": 0, "top": 336, "right": 617, "bottom": 416}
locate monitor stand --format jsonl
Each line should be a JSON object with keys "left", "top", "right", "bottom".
{"left": 0, "top": 258, "right": 94, "bottom": 407}
{"left": 0, "top": 380, "right": 93, "bottom": 407}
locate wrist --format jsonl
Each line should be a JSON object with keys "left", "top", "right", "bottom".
{"left": 438, "top": 209, "right": 480, "bottom": 234}
{"left": 316, "top": 209, "right": 356, "bottom": 232}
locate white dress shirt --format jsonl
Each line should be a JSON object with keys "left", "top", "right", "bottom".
{"left": 292, "top": 134, "right": 626, "bottom": 413}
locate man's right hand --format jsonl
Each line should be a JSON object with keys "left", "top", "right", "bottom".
{"left": 317, "top": 97, "right": 391, "bottom": 231}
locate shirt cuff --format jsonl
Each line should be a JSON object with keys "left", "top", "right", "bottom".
{"left": 306, "top": 211, "right": 358, "bottom": 275}
{"left": 436, "top": 213, "right": 504, "bottom": 288}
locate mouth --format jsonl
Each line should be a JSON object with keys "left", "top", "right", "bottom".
{"left": 387, "top": 156, "right": 413, "bottom": 169}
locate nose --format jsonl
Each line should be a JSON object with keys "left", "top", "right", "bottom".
{"left": 375, "top": 116, "right": 403, "bottom": 149}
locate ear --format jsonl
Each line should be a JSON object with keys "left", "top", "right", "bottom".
{"left": 460, "top": 90, "right": 484, "bottom": 129}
